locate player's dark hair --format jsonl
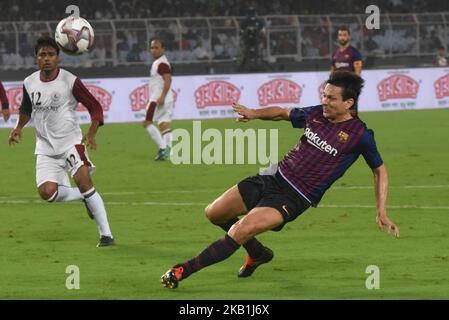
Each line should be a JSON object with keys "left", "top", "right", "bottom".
{"left": 326, "top": 71, "right": 364, "bottom": 110}
{"left": 34, "top": 36, "right": 60, "bottom": 56}
{"left": 338, "top": 26, "right": 350, "bottom": 35}
{"left": 150, "top": 38, "right": 165, "bottom": 48}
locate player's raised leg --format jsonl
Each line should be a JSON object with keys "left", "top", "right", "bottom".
{"left": 36, "top": 155, "right": 84, "bottom": 203}
{"left": 38, "top": 181, "right": 83, "bottom": 202}
{"left": 161, "top": 207, "right": 283, "bottom": 289}
{"left": 205, "top": 185, "right": 274, "bottom": 277}
{"left": 73, "top": 164, "right": 114, "bottom": 247}
{"left": 39, "top": 182, "right": 83, "bottom": 202}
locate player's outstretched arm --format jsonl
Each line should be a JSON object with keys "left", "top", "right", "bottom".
{"left": 232, "top": 102, "right": 290, "bottom": 122}
{"left": 8, "top": 113, "right": 30, "bottom": 146}
{"left": 372, "top": 164, "right": 399, "bottom": 238}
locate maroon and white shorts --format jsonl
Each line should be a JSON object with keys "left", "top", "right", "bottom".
{"left": 36, "top": 144, "right": 96, "bottom": 187}
{"left": 145, "top": 100, "right": 174, "bottom": 124}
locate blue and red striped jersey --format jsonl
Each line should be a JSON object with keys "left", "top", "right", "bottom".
{"left": 278, "top": 105, "right": 383, "bottom": 205}
{"left": 331, "top": 45, "right": 363, "bottom": 73}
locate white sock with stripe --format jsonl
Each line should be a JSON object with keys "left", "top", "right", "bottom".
{"left": 161, "top": 129, "right": 172, "bottom": 149}
{"left": 146, "top": 124, "right": 166, "bottom": 149}
{"left": 82, "top": 187, "right": 113, "bottom": 237}
{"left": 53, "top": 186, "right": 83, "bottom": 202}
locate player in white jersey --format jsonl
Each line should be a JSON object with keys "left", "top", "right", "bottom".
{"left": 8, "top": 36, "right": 115, "bottom": 247}
{"left": 143, "top": 38, "right": 174, "bottom": 161}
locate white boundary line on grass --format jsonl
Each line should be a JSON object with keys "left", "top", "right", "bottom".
{"left": 1, "top": 184, "right": 448, "bottom": 199}
{"left": 101, "top": 184, "right": 449, "bottom": 194}
{"left": 0, "top": 184, "right": 448, "bottom": 209}
{"left": 0, "top": 199, "right": 448, "bottom": 210}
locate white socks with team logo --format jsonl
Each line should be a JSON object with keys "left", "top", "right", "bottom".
{"left": 82, "top": 187, "right": 113, "bottom": 238}
{"left": 147, "top": 124, "right": 166, "bottom": 149}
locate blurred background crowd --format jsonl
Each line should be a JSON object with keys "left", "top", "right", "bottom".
{"left": 1, "top": 0, "right": 448, "bottom": 77}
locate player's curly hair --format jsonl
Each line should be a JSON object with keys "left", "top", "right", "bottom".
{"left": 34, "top": 36, "right": 60, "bottom": 56}
{"left": 326, "top": 71, "right": 364, "bottom": 111}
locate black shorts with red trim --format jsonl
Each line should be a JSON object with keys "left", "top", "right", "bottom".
{"left": 237, "top": 173, "right": 311, "bottom": 231}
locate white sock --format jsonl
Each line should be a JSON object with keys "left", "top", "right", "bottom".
{"left": 146, "top": 124, "right": 166, "bottom": 149}
{"left": 83, "top": 188, "right": 113, "bottom": 237}
{"left": 54, "top": 186, "right": 83, "bottom": 202}
{"left": 162, "top": 129, "right": 172, "bottom": 149}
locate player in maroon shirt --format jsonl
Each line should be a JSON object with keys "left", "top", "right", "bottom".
{"left": 160, "top": 71, "right": 399, "bottom": 289}
{"left": 331, "top": 26, "right": 363, "bottom": 76}
{"left": 0, "top": 80, "right": 10, "bottom": 122}
{"left": 331, "top": 26, "right": 363, "bottom": 117}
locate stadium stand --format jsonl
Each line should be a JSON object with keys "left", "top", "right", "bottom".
{"left": 1, "top": 0, "right": 448, "bottom": 21}
{"left": 1, "top": 0, "right": 449, "bottom": 79}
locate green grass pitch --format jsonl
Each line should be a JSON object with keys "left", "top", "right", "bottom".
{"left": 0, "top": 108, "right": 448, "bottom": 299}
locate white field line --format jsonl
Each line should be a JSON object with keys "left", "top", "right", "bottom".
{"left": 0, "top": 199, "right": 448, "bottom": 210}
{"left": 0, "top": 199, "right": 208, "bottom": 206}
{"left": 1, "top": 184, "right": 448, "bottom": 199}
{"left": 0, "top": 184, "right": 448, "bottom": 209}
{"left": 104, "top": 184, "right": 449, "bottom": 193}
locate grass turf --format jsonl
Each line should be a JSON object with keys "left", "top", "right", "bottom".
{"left": 0, "top": 108, "right": 448, "bottom": 299}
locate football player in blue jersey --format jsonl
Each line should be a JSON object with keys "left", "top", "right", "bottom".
{"left": 161, "top": 71, "right": 398, "bottom": 289}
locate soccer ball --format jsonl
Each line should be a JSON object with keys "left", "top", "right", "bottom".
{"left": 55, "top": 17, "right": 94, "bottom": 55}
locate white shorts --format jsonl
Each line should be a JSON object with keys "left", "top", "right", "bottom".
{"left": 36, "top": 144, "right": 96, "bottom": 188}
{"left": 147, "top": 100, "right": 174, "bottom": 125}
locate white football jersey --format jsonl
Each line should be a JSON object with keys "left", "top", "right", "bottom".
{"left": 23, "top": 69, "right": 83, "bottom": 156}
{"left": 149, "top": 54, "right": 173, "bottom": 103}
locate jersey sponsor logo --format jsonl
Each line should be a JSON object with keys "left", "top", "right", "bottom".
{"left": 337, "top": 130, "right": 350, "bottom": 143}
{"left": 76, "top": 85, "right": 112, "bottom": 112}
{"left": 129, "top": 84, "right": 177, "bottom": 111}
{"left": 257, "top": 79, "right": 302, "bottom": 106}
{"left": 5, "top": 87, "right": 22, "bottom": 114}
{"left": 304, "top": 127, "right": 338, "bottom": 156}
{"left": 434, "top": 73, "right": 449, "bottom": 99}
{"left": 335, "top": 62, "right": 350, "bottom": 69}
{"left": 194, "top": 81, "right": 240, "bottom": 109}
{"left": 377, "top": 75, "right": 419, "bottom": 101}
{"left": 34, "top": 105, "right": 59, "bottom": 112}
